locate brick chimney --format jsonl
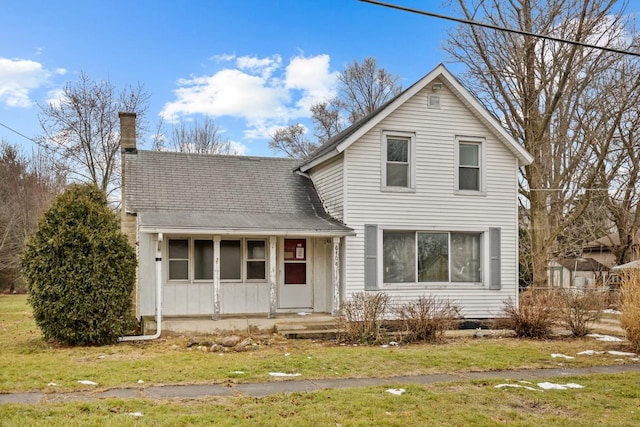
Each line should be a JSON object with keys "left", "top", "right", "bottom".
{"left": 119, "top": 112, "right": 137, "bottom": 153}
{"left": 119, "top": 112, "right": 137, "bottom": 249}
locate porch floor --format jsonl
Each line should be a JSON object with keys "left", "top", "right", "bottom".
{"left": 145, "top": 312, "right": 338, "bottom": 336}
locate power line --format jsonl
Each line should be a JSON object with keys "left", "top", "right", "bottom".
{"left": 358, "top": 0, "right": 640, "bottom": 58}
{"left": 0, "top": 121, "right": 41, "bottom": 146}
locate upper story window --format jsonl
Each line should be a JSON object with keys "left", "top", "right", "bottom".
{"left": 382, "top": 131, "right": 415, "bottom": 190}
{"left": 456, "top": 137, "right": 485, "bottom": 193}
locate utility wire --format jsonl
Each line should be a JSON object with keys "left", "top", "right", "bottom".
{"left": 358, "top": 0, "right": 640, "bottom": 58}
{"left": 0, "top": 120, "right": 41, "bottom": 146}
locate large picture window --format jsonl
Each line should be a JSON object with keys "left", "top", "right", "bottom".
{"left": 383, "top": 231, "right": 481, "bottom": 284}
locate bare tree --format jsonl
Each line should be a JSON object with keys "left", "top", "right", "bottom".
{"left": 598, "top": 55, "right": 640, "bottom": 265}
{"left": 153, "top": 116, "right": 240, "bottom": 155}
{"left": 310, "top": 99, "right": 343, "bottom": 144}
{"left": 268, "top": 124, "right": 317, "bottom": 159}
{"left": 445, "top": 0, "right": 640, "bottom": 287}
{"left": 336, "top": 57, "right": 402, "bottom": 124}
{"left": 38, "top": 71, "right": 149, "bottom": 197}
{"left": 270, "top": 57, "right": 402, "bottom": 158}
{"left": 0, "top": 141, "right": 65, "bottom": 292}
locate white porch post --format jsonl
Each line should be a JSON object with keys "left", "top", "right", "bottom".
{"left": 213, "top": 236, "right": 221, "bottom": 320}
{"left": 268, "top": 236, "right": 277, "bottom": 318}
{"left": 332, "top": 237, "right": 341, "bottom": 316}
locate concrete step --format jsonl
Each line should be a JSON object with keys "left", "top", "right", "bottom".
{"left": 276, "top": 321, "right": 342, "bottom": 339}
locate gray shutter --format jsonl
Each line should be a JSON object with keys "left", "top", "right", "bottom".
{"left": 364, "top": 224, "right": 378, "bottom": 290}
{"left": 489, "top": 227, "right": 501, "bottom": 290}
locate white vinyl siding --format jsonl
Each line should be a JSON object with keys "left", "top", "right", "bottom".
{"left": 340, "top": 82, "right": 519, "bottom": 318}
{"left": 308, "top": 155, "right": 344, "bottom": 221}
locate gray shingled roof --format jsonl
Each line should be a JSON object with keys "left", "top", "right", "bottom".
{"left": 125, "top": 150, "right": 353, "bottom": 235}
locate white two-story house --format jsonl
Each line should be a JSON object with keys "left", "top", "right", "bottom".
{"left": 119, "top": 64, "right": 533, "bottom": 335}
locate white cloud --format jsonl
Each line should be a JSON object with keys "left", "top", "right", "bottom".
{"left": 285, "top": 54, "right": 338, "bottom": 111}
{"left": 0, "top": 58, "right": 58, "bottom": 108}
{"left": 161, "top": 53, "right": 338, "bottom": 140}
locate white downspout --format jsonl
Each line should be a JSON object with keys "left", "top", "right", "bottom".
{"left": 119, "top": 232, "right": 163, "bottom": 342}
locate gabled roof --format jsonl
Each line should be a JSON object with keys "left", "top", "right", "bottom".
{"left": 298, "top": 63, "right": 533, "bottom": 173}
{"left": 584, "top": 231, "right": 640, "bottom": 250}
{"left": 555, "top": 258, "right": 609, "bottom": 272}
{"left": 125, "top": 150, "right": 353, "bottom": 236}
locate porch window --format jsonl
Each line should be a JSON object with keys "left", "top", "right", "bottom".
{"left": 220, "top": 240, "right": 241, "bottom": 280}
{"left": 168, "top": 239, "right": 189, "bottom": 280}
{"left": 246, "top": 240, "right": 266, "bottom": 280}
{"left": 383, "top": 230, "right": 482, "bottom": 284}
{"left": 194, "top": 240, "right": 213, "bottom": 280}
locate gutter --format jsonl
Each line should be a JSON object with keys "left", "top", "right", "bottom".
{"left": 119, "top": 233, "right": 163, "bottom": 342}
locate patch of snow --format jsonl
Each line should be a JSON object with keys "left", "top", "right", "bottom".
{"left": 389, "top": 341, "right": 398, "bottom": 346}
{"left": 551, "top": 353, "right": 575, "bottom": 359}
{"left": 495, "top": 384, "right": 539, "bottom": 391}
{"left": 603, "top": 309, "right": 621, "bottom": 315}
{"left": 126, "top": 412, "right": 143, "bottom": 417}
{"left": 137, "top": 380, "right": 144, "bottom": 384}
{"left": 538, "top": 382, "right": 584, "bottom": 390}
{"left": 47, "top": 382, "right": 58, "bottom": 387}
{"left": 297, "top": 312, "right": 311, "bottom": 316}
{"left": 380, "top": 344, "right": 389, "bottom": 348}
{"left": 608, "top": 350, "right": 637, "bottom": 357}
{"left": 97, "top": 355, "right": 105, "bottom": 359}
{"left": 78, "top": 380, "right": 98, "bottom": 386}
{"left": 386, "top": 388, "right": 405, "bottom": 395}
{"left": 231, "top": 371, "right": 245, "bottom": 375}
{"left": 577, "top": 350, "right": 603, "bottom": 355}
{"left": 284, "top": 353, "right": 290, "bottom": 357}
{"left": 269, "top": 372, "right": 301, "bottom": 377}
{"left": 588, "top": 334, "right": 623, "bottom": 342}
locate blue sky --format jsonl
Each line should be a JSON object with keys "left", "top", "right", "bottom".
{"left": 1, "top": 0, "right": 638, "bottom": 157}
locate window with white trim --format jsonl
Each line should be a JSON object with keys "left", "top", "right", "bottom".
{"left": 382, "top": 131, "right": 415, "bottom": 189}
{"left": 168, "top": 239, "right": 189, "bottom": 280}
{"left": 456, "top": 138, "right": 484, "bottom": 192}
{"left": 383, "top": 230, "right": 481, "bottom": 284}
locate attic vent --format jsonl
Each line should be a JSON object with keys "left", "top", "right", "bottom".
{"left": 428, "top": 95, "right": 441, "bottom": 109}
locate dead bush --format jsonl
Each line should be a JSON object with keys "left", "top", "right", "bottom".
{"left": 559, "top": 289, "right": 604, "bottom": 337}
{"left": 620, "top": 268, "right": 640, "bottom": 352}
{"left": 338, "top": 292, "right": 391, "bottom": 345}
{"left": 498, "top": 288, "right": 560, "bottom": 338}
{"left": 393, "top": 296, "right": 461, "bottom": 343}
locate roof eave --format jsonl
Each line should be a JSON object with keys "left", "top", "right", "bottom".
{"left": 138, "top": 225, "right": 356, "bottom": 237}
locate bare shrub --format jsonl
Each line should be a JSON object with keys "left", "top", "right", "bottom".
{"left": 338, "top": 292, "right": 391, "bottom": 345}
{"left": 394, "top": 296, "right": 461, "bottom": 343}
{"left": 498, "top": 288, "right": 560, "bottom": 338}
{"left": 559, "top": 289, "right": 604, "bottom": 337}
{"left": 620, "top": 268, "right": 640, "bottom": 352}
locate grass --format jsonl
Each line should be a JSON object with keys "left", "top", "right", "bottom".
{"left": 1, "top": 294, "right": 639, "bottom": 425}
{"left": 1, "top": 373, "right": 640, "bottom": 426}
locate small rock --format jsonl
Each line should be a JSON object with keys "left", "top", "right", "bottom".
{"left": 209, "top": 343, "right": 223, "bottom": 352}
{"left": 220, "top": 335, "right": 242, "bottom": 347}
{"left": 187, "top": 337, "right": 200, "bottom": 347}
{"left": 234, "top": 337, "right": 253, "bottom": 352}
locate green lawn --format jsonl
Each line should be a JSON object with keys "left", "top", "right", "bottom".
{"left": 1, "top": 294, "right": 639, "bottom": 426}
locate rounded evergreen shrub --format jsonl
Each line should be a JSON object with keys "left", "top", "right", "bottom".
{"left": 21, "top": 183, "right": 136, "bottom": 345}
